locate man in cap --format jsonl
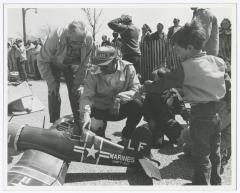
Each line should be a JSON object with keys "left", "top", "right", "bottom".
{"left": 76, "top": 46, "right": 143, "bottom": 139}
{"left": 108, "top": 15, "right": 141, "bottom": 75}
{"left": 37, "top": 21, "right": 93, "bottom": 124}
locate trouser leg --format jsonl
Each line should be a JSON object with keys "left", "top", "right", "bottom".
{"left": 122, "top": 54, "right": 141, "bottom": 74}
{"left": 120, "top": 100, "right": 143, "bottom": 139}
{"left": 190, "top": 106, "right": 222, "bottom": 185}
{"left": 209, "top": 119, "right": 222, "bottom": 185}
{"left": 62, "top": 67, "right": 80, "bottom": 123}
{"left": 91, "top": 100, "right": 143, "bottom": 138}
{"left": 190, "top": 120, "right": 212, "bottom": 185}
{"left": 48, "top": 65, "right": 61, "bottom": 123}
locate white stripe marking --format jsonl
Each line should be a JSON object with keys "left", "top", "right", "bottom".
{"left": 81, "top": 133, "right": 89, "bottom": 162}
{"left": 73, "top": 145, "right": 84, "bottom": 150}
{"left": 96, "top": 138, "right": 103, "bottom": 164}
{"left": 73, "top": 149, "right": 84, "bottom": 153}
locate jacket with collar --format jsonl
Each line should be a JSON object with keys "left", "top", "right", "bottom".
{"left": 37, "top": 26, "right": 93, "bottom": 86}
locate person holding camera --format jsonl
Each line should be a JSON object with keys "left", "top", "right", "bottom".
{"left": 108, "top": 15, "right": 141, "bottom": 74}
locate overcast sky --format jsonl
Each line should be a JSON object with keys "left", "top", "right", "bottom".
{"left": 6, "top": 4, "right": 235, "bottom": 44}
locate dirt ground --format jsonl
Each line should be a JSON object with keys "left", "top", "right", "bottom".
{"left": 7, "top": 80, "right": 233, "bottom": 186}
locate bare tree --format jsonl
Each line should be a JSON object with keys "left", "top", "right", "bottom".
{"left": 81, "top": 8, "right": 104, "bottom": 46}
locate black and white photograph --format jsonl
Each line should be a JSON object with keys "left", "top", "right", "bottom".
{"left": 2, "top": 1, "right": 238, "bottom": 190}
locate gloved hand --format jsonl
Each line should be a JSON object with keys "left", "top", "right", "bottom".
{"left": 47, "top": 81, "right": 58, "bottom": 95}
{"left": 80, "top": 112, "right": 91, "bottom": 130}
{"left": 110, "top": 97, "right": 121, "bottom": 116}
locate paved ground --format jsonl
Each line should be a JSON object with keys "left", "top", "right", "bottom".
{"left": 8, "top": 80, "right": 232, "bottom": 186}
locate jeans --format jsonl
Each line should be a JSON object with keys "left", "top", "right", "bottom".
{"left": 190, "top": 102, "right": 222, "bottom": 185}
{"left": 48, "top": 65, "right": 80, "bottom": 123}
{"left": 91, "top": 100, "right": 143, "bottom": 138}
{"left": 122, "top": 54, "right": 141, "bottom": 74}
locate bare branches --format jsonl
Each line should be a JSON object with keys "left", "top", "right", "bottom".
{"left": 81, "top": 8, "right": 103, "bottom": 43}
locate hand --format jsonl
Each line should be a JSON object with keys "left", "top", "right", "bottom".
{"left": 80, "top": 112, "right": 91, "bottom": 130}
{"left": 120, "top": 15, "right": 132, "bottom": 23}
{"left": 48, "top": 81, "right": 58, "bottom": 95}
{"left": 144, "top": 80, "right": 153, "bottom": 87}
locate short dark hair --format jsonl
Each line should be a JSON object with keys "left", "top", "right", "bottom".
{"left": 157, "top": 23, "right": 164, "bottom": 28}
{"left": 171, "top": 21, "right": 206, "bottom": 50}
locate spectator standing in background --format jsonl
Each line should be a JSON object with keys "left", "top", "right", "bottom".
{"left": 140, "top": 24, "right": 152, "bottom": 44}
{"left": 149, "top": 23, "right": 168, "bottom": 68}
{"left": 37, "top": 21, "right": 93, "bottom": 124}
{"left": 191, "top": 7, "right": 219, "bottom": 56}
{"left": 25, "top": 40, "right": 35, "bottom": 51}
{"left": 14, "top": 39, "right": 28, "bottom": 83}
{"left": 167, "top": 18, "right": 181, "bottom": 39}
{"left": 149, "top": 23, "right": 167, "bottom": 41}
{"left": 7, "top": 41, "right": 12, "bottom": 71}
{"left": 219, "top": 18, "right": 231, "bottom": 76}
{"left": 108, "top": 14, "right": 141, "bottom": 74}
{"left": 111, "top": 32, "right": 122, "bottom": 57}
{"left": 33, "top": 39, "right": 42, "bottom": 52}
{"left": 101, "top": 35, "right": 111, "bottom": 47}
{"left": 218, "top": 18, "right": 232, "bottom": 174}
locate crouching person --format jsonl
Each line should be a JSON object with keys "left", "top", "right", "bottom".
{"left": 143, "top": 87, "right": 189, "bottom": 147}
{"left": 75, "top": 46, "right": 143, "bottom": 139}
{"left": 142, "top": 21, "right": 226, "bottom": 185}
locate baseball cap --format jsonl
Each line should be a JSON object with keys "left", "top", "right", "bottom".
{"left": 94, "top": 46, "right": 117, "bottom": 66}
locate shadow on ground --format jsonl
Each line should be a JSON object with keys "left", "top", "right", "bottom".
{"left": 159, "top": 154, "right": 193, "bottom": 181}
{"left": 65, "top": 169, "right": 153, "bottom": 185}
{"left": 157, "top": 143, "right": 183, "bottom": 155}
{"left": 112, "top": 131, "right": 122, "bottom": 137}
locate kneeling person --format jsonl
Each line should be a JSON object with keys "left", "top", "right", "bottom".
{"left": 77, "top": 46, "right": 143, "bottom": 139}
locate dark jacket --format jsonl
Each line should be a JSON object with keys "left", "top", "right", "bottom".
{"left": 149, "top": 31, "right": 167, "bottom": 41}
{"left": 108, "top": 18, "right": 141, "bottom": 56}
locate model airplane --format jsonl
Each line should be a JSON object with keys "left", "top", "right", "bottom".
{"left": 8, "top": 115, "right": 161, "bottom": 186}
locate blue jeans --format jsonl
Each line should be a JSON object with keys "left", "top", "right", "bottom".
{"left": 190, "top": 102, "right": 222, "bottom": 185}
